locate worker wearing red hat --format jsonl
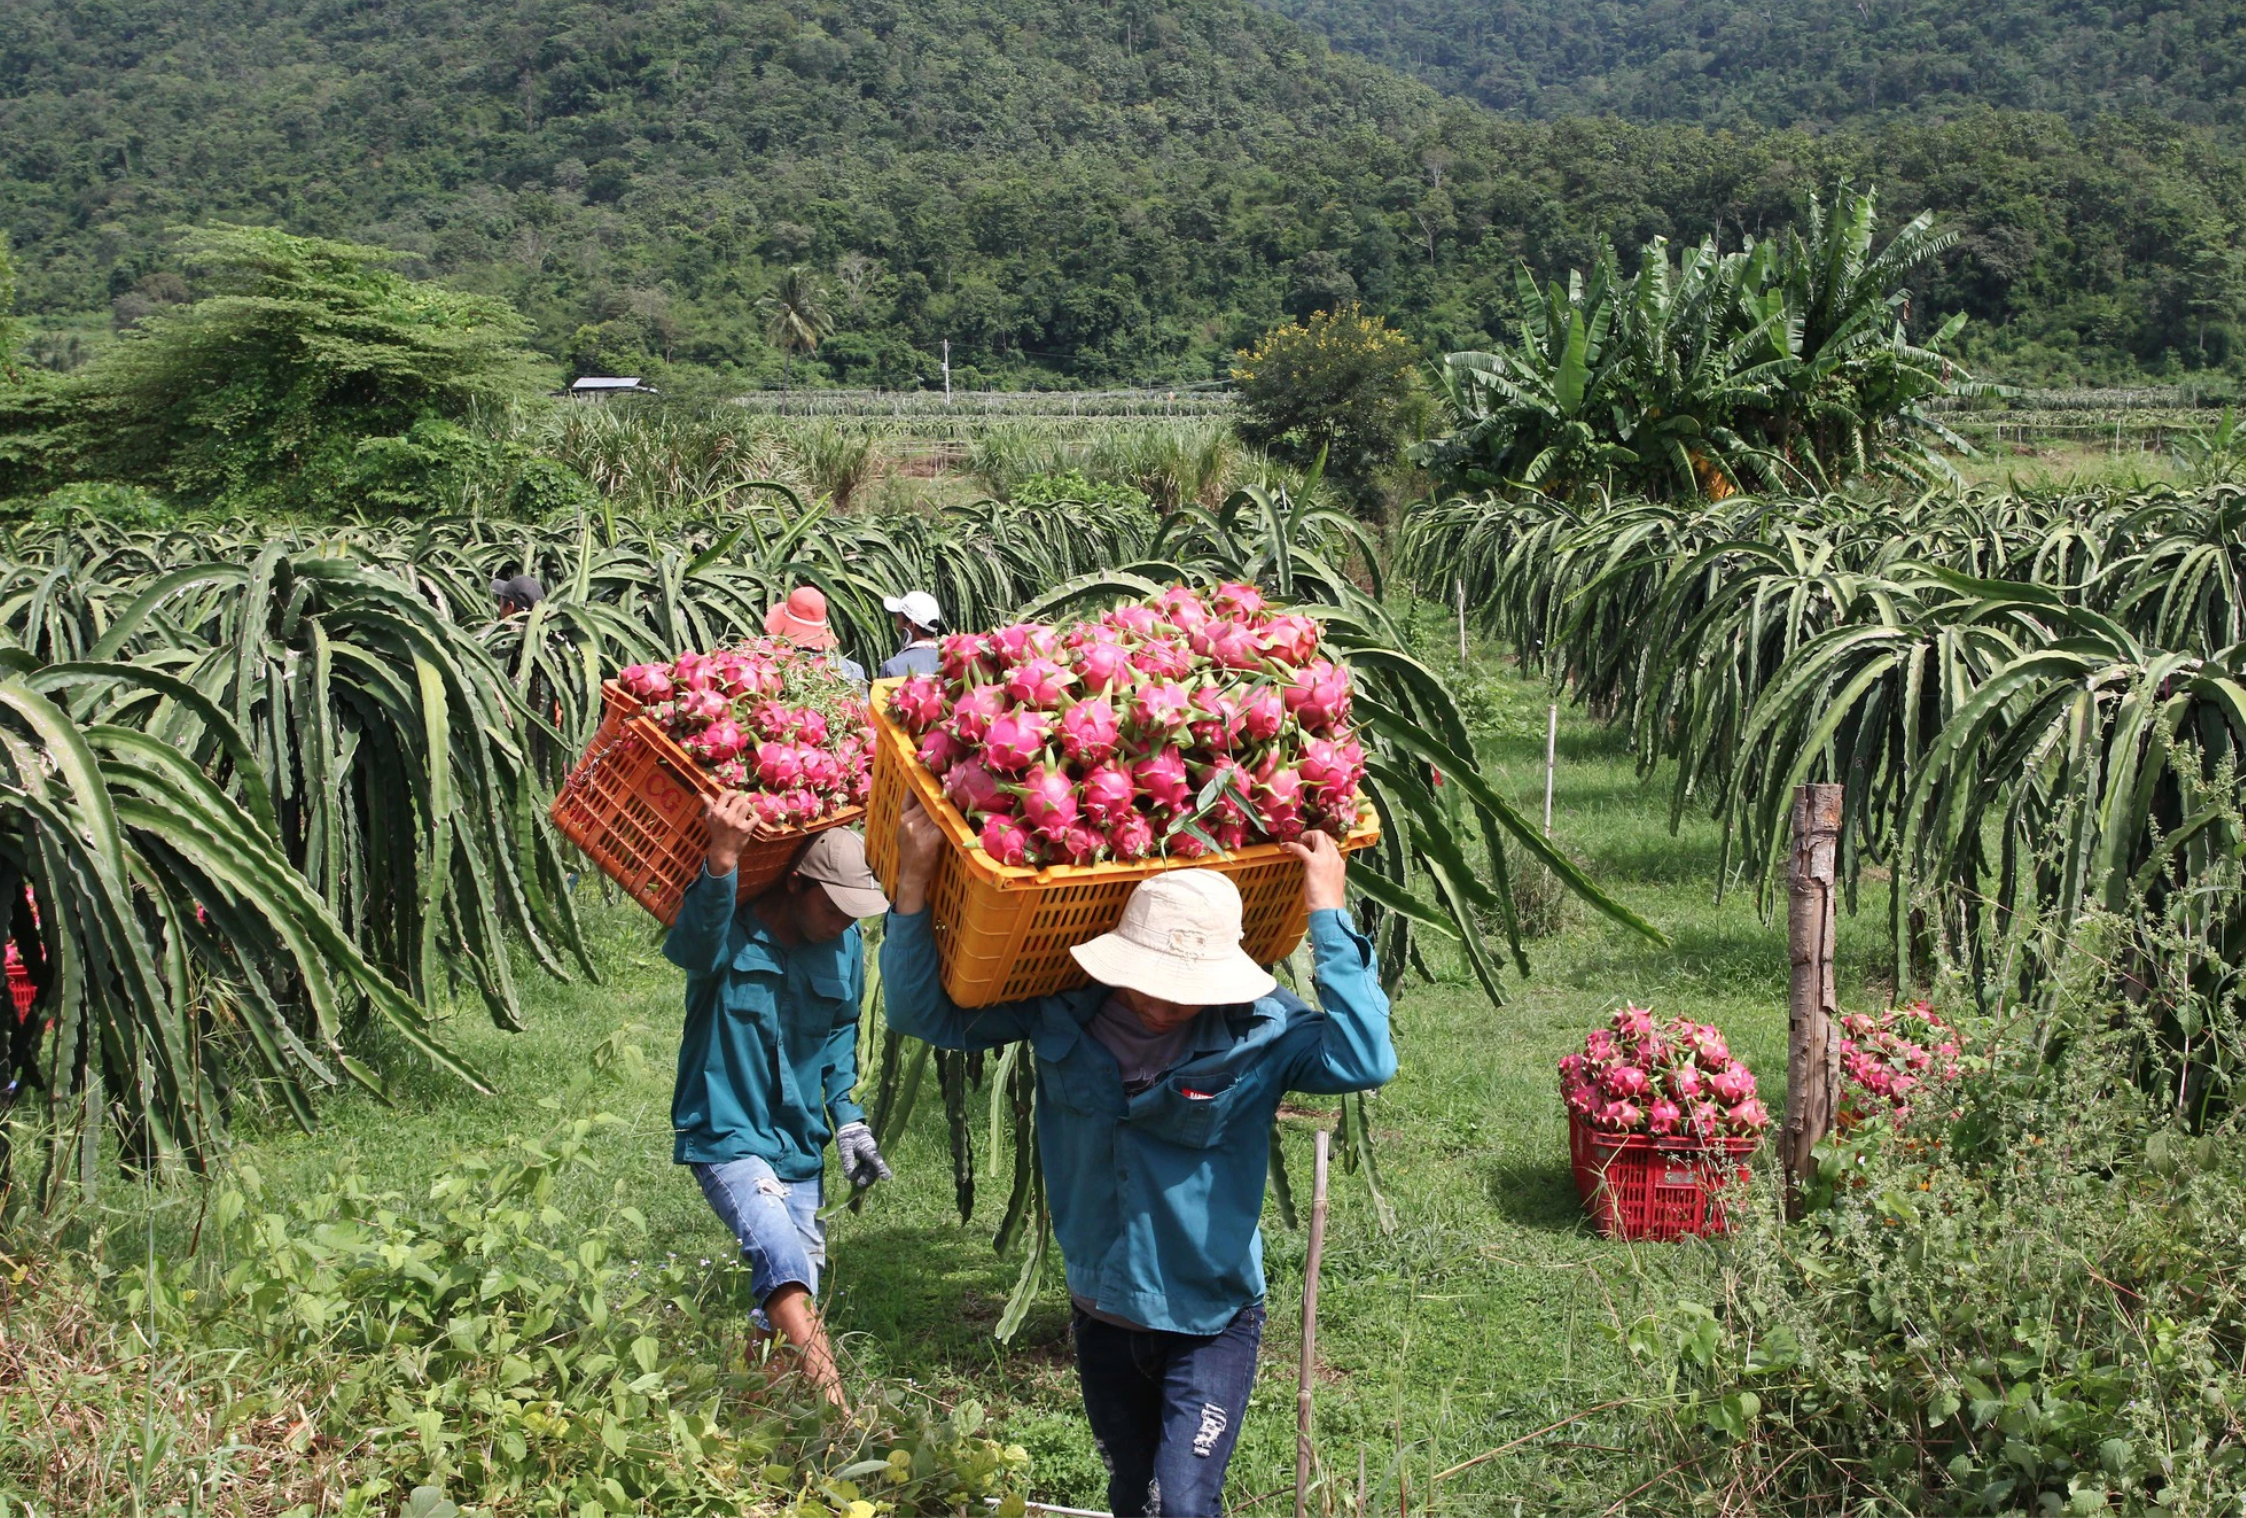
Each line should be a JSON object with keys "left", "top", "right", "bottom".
{"left": 765, "top": 586, "right": 866, "bottom": 687}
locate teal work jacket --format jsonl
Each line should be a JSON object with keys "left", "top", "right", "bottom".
{"left": 880, "top": 906, "right": 1395, "bottom": 1334}
{"left": 663, "top": 865, "right": 867, "bottom": 1181}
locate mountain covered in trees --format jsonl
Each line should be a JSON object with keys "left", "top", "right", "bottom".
{"left": 4, "top": 0, "right": 2246, "bottom": 386}
{"left": 1260, "top": 0, "right": 2246, "bottom": 133}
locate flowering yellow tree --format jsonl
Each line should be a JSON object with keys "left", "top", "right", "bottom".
{"left": 1232, "top": 304, "right": 1424, "bottom": 508}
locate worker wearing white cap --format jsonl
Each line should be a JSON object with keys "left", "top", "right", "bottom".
{"left": 877, "top": 590, "right": 943, "bottom": 679}
{"left": 883, "top": 804, "right": 1394, "bottom": 1516}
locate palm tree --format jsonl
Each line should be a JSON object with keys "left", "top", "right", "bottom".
{"left": 758, "top": 266, "right": 833, "bottom": 395}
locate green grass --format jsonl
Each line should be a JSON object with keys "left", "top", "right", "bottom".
{"left": 103, "top": 662, "right": 1896, "bottom": 1514}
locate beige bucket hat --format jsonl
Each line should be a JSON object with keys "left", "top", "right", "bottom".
{"left": 1069, "top": 870, "right": 1279, "bottom": 1006}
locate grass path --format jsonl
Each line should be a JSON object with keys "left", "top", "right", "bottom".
{"left": 209, "top": 663, "right": 1895, "bottom": 1513}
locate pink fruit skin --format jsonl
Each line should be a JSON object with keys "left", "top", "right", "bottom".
{"left": 1154, "top": 587, "right": 1211, "bottom": 632}
{"left": 1239, "top": 687, "right": 1285, "bottom": 742}
{"left": 1059, "top": 699, "right": 1122, "bottom": 765}
{"left": 1211, "top": 581, "right": 1268, "bottom": 619}
{"left": 1728, "top": 1098, "right": 1770, "bottom": 1132}
{"left": 1133, "top": 749, "right": 1192, "bottom": 811}
{"left": 671, "top": 652, "right": 715, "bottom": 690}
{"left": 980, "top": 814, "right": 1032, "bottom": 867}
{"left": 981, "top": 710, "right": 1051, "bottom": 773}
{"left": 689, "top": 718, "right": 749, "bottom": 764}
{"left": 1005, "top": 657, "right": 1074, "bottom": 709}
{"left": 796, "top": 709, "right": 829, "bottom": 747}
{"left": 756, "top": 743, "right": 805, "bottom": 790}
{"left": 1603, "top": 1064, "right": 1651, "bottom": 1100}
{"left": 1079, "top": 762, "right": 1136, "bottom": 826}
{"left": 1595, "top": 1099, "right": 1642, "bottom": 1132}
{"left": 1298, "top": 736, "right": 1364, "bottom": 803}
{"left": 944, "top": 759, "right": 1013, "bottom": 815}
{"left": 676, "top": 688, "right": 729, "bottom": 726}
{"left": 884, "top": 678, "right": 947, "bottom": 736}
{"left": 1284, "top": 659, "right": 1354, "bottom": 734}
{"left": 940, "top": 633, "right": 994, "bottom": 683}
{"left": 1259, "top": 613, "right": 1322, "bottom": 666}
{"left": 1188, "top": 688, "right": 1243, "bottom": 751}
{"left": 917, "top": 728, "right": 966, "bottom": 776}
{"left": 1206, "top": 622, "right": 1265, "bottom": 670}
{"left": 1107, "top": 811, "right": 1156, "bottom": 860}
{"left": 1130, "top": 638, "right": 1194, "bottom": 681}
{"left": 1129, "top": 682, "right": 1190, "bottom": 737}
{"left": 1058, "top": 824, "right": 1107, "bottom": 866}
{"left": 1708, "top": 1063, "right": 1756, "bottom": 1105}
{"left": 619, "top": 663, "right": 674, "bottom": 701}
{"left": 1106, "top": 604, "right": 1163, "bottom": 640}
{"left": 1072, "top": 639, "right": 1133, "bottom": 695}
{"left": 1647, "top": 1099, "right": 1684, "bottom": 1135}
{"left": 1564, "top": 1079, "right": 1600, "bottom": 1116}
{"left": 990, "top": 623, "right": 1060, "bottom": 668}
{"left": 1669, "top": 1065, "right": 1705, "bottom": 1100}
{"left": 749, "top": 700, "right": 796, "bottom": 741}
{"left": 750, "top": 793, "right": 793, "bottom": 829}
{"left": 946, "top": 684, "right": 1011, "bottom": 745}
{"left": 1019, "top": 766, "right": 1080, "bottom": 840}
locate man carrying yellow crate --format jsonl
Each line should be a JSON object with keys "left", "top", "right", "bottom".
{"left": 881, "top": 800, "right": 1396, "bottom": 1517}
{"left": 666, "top": 794, "right": 894, "bottom": 1409}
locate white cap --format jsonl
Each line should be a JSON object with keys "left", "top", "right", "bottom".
{"left": 1069, "top": 870, "right": 1277, "bottom": 1006}
{"left": 883, "top": 590, "right": 943, "bottom": 630}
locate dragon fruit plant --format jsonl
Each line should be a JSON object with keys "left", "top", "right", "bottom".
{"left": 1559, "top": 1004, "right": 1770, "bottom": 1140}
{"left": 1836, "top": 1000, "right": 1963, "bottom": 1130}
{"left": 885, "top": 583, "right": 1368, "bottom": 868}
{"left": 615, "top": 636, "right": 873, "bottom": 830}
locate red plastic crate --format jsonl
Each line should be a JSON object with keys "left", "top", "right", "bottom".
{"left": 549, "top": 683, "right": 863, "bottom": 927}
{"left": 1568, "top": 1113, "right": 1756, "bottom": 1241}
{"left": 7, "top": 961, "right": 32, "bottom": 1022}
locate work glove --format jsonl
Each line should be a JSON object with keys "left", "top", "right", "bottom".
{"left": 835, "top": 1121, "right": 893, "bottom": 1190}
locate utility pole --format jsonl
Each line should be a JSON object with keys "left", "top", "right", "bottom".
{"left": 1784, "top": 783, "right": 1844, "bottom": 1215}
{"left": 942, "top": 339, "right": 951, "bottom": 404}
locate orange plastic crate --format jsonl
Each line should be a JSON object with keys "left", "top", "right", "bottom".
{"left": 864, "top": 678, "right": 1380, "bottom": 1008}
{"left": 1568, "top": 1113, "right": 1756, "bottom": 1241}
{"left": 549, "top": 683, "right": 864, "bottom": 927}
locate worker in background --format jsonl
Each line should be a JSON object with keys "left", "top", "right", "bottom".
{"left": 666, "top": 799, "right": 895, "bottom": 1409}
{"left": 877, "top": 590, "right": 943, "bottom": 679}
{"left": 766, "top": 585, "right": 866, "bottom": 686}
{"left": 881, "top": 802, "right": 1395, "bottom": 1517}
{"left": 492, "top": 572, "right": 545, "bottom": 615}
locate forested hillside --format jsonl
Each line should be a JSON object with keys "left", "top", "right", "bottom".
{"left": 5, "top": 0, "right": 2246, "bottom": 384}
{"left": 1262, "top": 0, "right": 2246, "bottom": 132}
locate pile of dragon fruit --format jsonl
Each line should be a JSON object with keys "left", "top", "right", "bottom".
{"left": 885, "top": 583, "right": 1366, "bottom": 868}
{"left": 616, "top": 637, "right": 873, "bottom": 829}
{"left": 1837, "top": 1000, "right": 1963, "bottom": 1129}
{"left": 1561, "top": 1004, "right": 1770, "bottom": 1139}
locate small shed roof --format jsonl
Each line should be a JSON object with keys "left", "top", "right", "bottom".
{"left": 570, "top": 376, "right": 649, "bottom": 391}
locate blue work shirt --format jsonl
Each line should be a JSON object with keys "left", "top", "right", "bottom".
{"left": 877, "top": 642, "right": 941, "bottom": 680}
{"left": 881, "top": 907, "right": 1395, "bottom": 1334}
{"left": 663, "top": 865, "right": 867, "bottom": 1181}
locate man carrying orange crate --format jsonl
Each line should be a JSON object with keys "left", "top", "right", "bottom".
{"left": 880, "top": 799, "right": 1396, "bottom": 1517}
{"left": 666, "top": 793, "right": 894, "bottom": 1410}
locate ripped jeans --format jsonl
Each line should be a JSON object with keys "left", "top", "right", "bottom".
{"left": 692, "top": 1156, "right": 825, "bottom": 1321}
{"left": 1072, "top": 1301, "right": 1264, "bottom": 1517}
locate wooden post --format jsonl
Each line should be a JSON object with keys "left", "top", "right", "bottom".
{"left": 1296, "top": 1130, "right": 1331, "bottom": 1518}
{"left": 1454, "top": 577, "right": 1468, "bottom": 664}
{"left": 1543, "top": 704, "right": 1558, "bottom": 836}
{"left": 1784, "top": 783, "right": 1844, "bottom": 1215}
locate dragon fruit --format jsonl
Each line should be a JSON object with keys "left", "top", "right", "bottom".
{"left": 1079, "top": 762, "right": 1136, "bottom": 826}
{"left": 1211, "top": 582, "right": 1268, "bottom": 619}
{"left": 1254, "top": 762, "right": 1308, "bottom": 841}
{"left": 1005, "top": 657, "right": 1074, "bottom": 710}
{"left": 1018, "top": 766, "right": 1080, "bottom": 841}
{"left": 1058, "top": 824, "right": 1108, "bottom": 866}
{"left": 917, "top": 728, "right": 966, "bottom": 776}
{"left": 1060, "top": 699, "right": 1122, "bottom": 765}
{"left": 989, "top": 623, "right": 1061, "bottom": 668}
{"left": 982, "top": 710, "right": 1051, "bottom": 773}
{"left": 1133, "top": 748, "right": 1193, "bottom": 812}
{"left": 940, "top": 633, "right": 994, "bottom": 683}
{"left": 1129, "top": 682, "right": 1191, "bottom": 738}
{"left": 686, "top": 717, "right": 749, "bottom": 765}
{"left": 1072, "top": 637, "right": 1133, "bottom": 695}
{"left": 1107, "top": 811, "right": 1156, "bottom": 861}
{"left": 619, "top": 662, "right": 674, "bottom": 702}
{"left": 756, "top": 742, "right": 807, "bottom": 791}
{"left": 1284, "top": 660, "right": 1353, "bottom": 735}
{"left": 1239, "top": 686, "right": 1285, "bottom": 743}
{"left": 1154, "top": 586, "right": 1211, "bottom": 633}
{"left": 1105, "top": 604, "right": 1163, "bottom": 640}
{"left": 1130, "top": 637, "right": 1195, "bottom": 681}
{"left": 675, "top": 687, "right": 730, "bottom": 726}
{"left": 1259, "top": 613, "right": 1322, "bottom": 666}
{"left": 980, "top": 813, "right": 1033, "bottom": 867}
{"left": 946, "top": 684, "right": 1011, "bottom": 745}
{"left": 1559, "top": 1004, "right": 1765, "bottom": 1140}
{"left": 944, "top": 759, "right": 1012, "bottom": 815}
{"left": 1298, "top": 736, "right": 1364, "bottom": 804}
{"left": 890, "top": 675, "right": 949, "bottom": 734}
{"left": 671, "top": 652, "right": 716, "bottom": 690}
{"left": 1188, "top": 686, "right": 1243, "bottom": 751}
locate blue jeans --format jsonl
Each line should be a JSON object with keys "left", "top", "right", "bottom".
{"left": 692, "top": 1156, "right": 825, "bottom": 1315}
{"left": 1073, "top": 1301, "right": 1265, "bottom": 1517}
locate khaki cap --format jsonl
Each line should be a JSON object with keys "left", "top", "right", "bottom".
{"left": 796, "top": 828, "right": 890, "bottom": 918}
{"left": 1069, "top": 870, "right": 1278, "bottom": 1006}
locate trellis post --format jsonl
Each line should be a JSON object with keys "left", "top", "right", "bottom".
{"left": 1784, "top": 783, "right": 1844, "bottom": 1215}
{"left": 1295, "top": 1129, "right": 1330, "bottom": 1518}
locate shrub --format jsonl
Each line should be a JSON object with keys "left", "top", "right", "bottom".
{"left": 1231, "top": 305, "right": 1425, "bottom": 508}
{"left": 1619, "top": 906, "right": 2246, "bottom": 1515}
{"left": 0, "top": 1029, "right": 1033, "bottom": 1517}
{"left": 1006, "top": 468, "right": 1150, "bottom": 514}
